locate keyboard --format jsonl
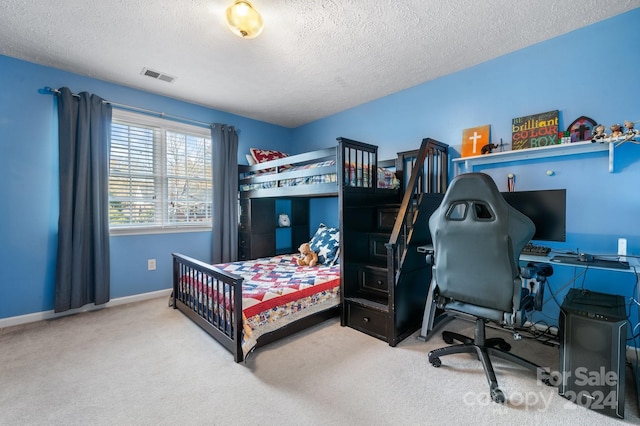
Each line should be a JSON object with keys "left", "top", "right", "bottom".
{"left": 521, "top": 243, "right": 551, "bottom": 257}
{"left": 551, "top": 255, "right": 630, "bottom": 270}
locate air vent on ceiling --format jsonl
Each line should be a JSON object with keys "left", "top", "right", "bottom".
{"left": 141, "top": 67, "right": 176, "bottom": 83}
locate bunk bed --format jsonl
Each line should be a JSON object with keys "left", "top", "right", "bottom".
{"left": 237, "top": 137, "right": 400, "bottom": 199}
{"left": 172, "top": 137, "right": 405, "bottom": 362}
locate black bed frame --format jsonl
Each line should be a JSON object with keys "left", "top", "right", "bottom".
{"left": 172, "top": 252, "right": 339, "bottom": 362}
{"left": 173, "top": 137, "right": 399, "bottom": 362}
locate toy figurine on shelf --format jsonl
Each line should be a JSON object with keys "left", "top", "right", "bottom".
{"left": 481, "top": 143, "right": 498, "bottom": 154}
{"left": 625, "top": 120, "right": 635, "bottom": 134}
{"left": 610, "top": 123, "right": 623, "bottom": 138}
{"left": 592, "top": 120, "right": 640, "bottom": 145}
{"left": 591, "top": 124, "right": 607, "bottom": 142}
{"left": 624, "top": 120, "right": 640, "bottom": 142}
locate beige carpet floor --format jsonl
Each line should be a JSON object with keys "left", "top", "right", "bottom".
{"left": 0, "top": 296, "right": 638, "bottom": 425}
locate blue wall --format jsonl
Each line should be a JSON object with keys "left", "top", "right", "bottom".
{"left": 0, "top": 56, "right": 295, "bottom": 319}
{"left": 295, "top": 10, "right": 640, "bottom": 329}
{"left": 2, "top": 9, "right": 639, "bottom": 334}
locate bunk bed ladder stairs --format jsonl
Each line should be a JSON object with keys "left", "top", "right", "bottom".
{"left": 384, "top": 138, "right": 448, "bottom": 346}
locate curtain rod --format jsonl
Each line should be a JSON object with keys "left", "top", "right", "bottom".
{"left": 42, "top": 86, "right": 217, "bottom": 129}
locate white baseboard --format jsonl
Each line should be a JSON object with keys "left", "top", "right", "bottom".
{"left": 0, "top": 289, "right": 172, "bottom": 329}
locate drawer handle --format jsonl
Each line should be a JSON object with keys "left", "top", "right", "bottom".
{"left": 363, "top": 317, "right": 370, "bottom": 323}
{"left": 377, "top": 280, "right": 383, "bottom": 285}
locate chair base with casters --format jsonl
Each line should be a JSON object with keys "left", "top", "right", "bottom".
{"left": 428, "top": 317, "right": 550, "bottom": 404}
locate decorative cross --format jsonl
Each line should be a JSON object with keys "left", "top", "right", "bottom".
{"left": 469, "top": 131, "right": 483, "bottom": 153}
{"left": 573, "top": 123, "right": 589, "bottom": 141}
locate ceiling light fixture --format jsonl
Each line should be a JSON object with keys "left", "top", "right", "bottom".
{"left": 225, "top": 0, "right": 264, "bottom": 39}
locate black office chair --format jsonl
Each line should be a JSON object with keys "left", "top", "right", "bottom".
{"left": 426, "top": 172, "right": 550, "bottom": 403}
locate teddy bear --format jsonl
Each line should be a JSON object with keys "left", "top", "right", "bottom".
{"left": 297, "top": 242, "right": 318, "bottom": 267}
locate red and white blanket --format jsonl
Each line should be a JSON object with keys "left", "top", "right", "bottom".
{"left": 183, "top": 254, "right": 340, "bottom": 357}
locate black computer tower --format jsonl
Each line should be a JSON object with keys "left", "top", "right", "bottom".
{"left": 558, "top": 288, "right": 627, "bottom": 419}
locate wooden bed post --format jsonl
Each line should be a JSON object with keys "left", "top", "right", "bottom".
{"left": 336, "top": 137, "right": 347, "bottom": 327}
{"left": 233, "top": 275, "right": 244, "bottom": 363}
{"left": 171, "top": 253, "right": 179, "bottom": 309}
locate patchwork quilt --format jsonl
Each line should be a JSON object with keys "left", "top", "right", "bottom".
{"left": 180, "top": 254, "right": 340, "bottom": 358}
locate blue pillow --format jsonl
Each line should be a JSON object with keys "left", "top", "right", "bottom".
{"left": 309, "top": 224, "right": 340, "bottom": 265}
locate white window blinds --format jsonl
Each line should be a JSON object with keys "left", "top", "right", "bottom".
{"left": 109, "top": 110, "right": 212, "bottom": 232}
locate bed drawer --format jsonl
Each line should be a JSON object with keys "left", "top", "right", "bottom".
{"left": 345, "top": 302, "right": 387, "bottom": 339}
{"left": 359, "top": 265, "right": 388, "bottom": 296}
{"left": 369, "top": 234, "right": 390, "bottom": 263}
{"left": 377, "top": 207, "right": 399, "bottom": 231}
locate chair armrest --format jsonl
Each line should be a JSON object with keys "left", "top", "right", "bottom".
{"left": 520, "top": 262, "right": 553, "bottom": 312}
{"left": 417, "top": 245, "right": 435, "bottom": 265}
{"left": 520, "top": 262, "right": 553, "bottom": 280}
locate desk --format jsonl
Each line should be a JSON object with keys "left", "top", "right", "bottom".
{"left": 521, "top": 253, "right": 639, "bottom": 271}
{"left": 418, "top": 249, "right": 640, "bottom": 340}
{"left": 417, "top": 247, "right": 640, "bottom": 411}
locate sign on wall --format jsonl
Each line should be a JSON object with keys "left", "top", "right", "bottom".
{"left": 511, "top": 110, "right": 559, "bottom": 150}
{"left": 461, "top": 124, "right": 491, "bottom": 157}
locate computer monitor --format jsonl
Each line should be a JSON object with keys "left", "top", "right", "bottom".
{"left": 502, "top": 189, "right": 566, "bottom": 242}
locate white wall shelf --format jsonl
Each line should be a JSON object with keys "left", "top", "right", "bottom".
{"left": 452, "top": 141, "right": 615, "bottom": 173}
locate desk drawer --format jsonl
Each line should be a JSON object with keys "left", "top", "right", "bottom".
{"left": 345, "top": 302, "right": 387, "bottom": 339}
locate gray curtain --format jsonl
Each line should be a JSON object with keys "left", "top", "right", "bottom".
{"left": 211, "top": 124, "right": 239, "bottom": 264}
{"left": 55, "top": 87, "right": 112, "bottom": 313}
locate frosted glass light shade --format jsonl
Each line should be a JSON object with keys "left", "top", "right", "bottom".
{"left": 226, "top": 1, "right": 264, "bottom": 39}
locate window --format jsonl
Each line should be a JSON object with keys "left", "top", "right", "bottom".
{"left": 109, "top": 110, "right": 212, "bottom": 233}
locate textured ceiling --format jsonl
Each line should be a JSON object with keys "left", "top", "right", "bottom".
{"left": 1, "top": 0, "right": 639, "bottom": 128}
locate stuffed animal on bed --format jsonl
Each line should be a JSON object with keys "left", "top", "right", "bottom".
{"left": 297, "top": 243, "right": 318, "bottom": 267}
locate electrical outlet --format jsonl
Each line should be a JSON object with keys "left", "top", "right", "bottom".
{"left": 618, "top": 238, "right": 627, "bottom": 262}
{"left": 148, "top": 259, "right": 156, "bottom": 270}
